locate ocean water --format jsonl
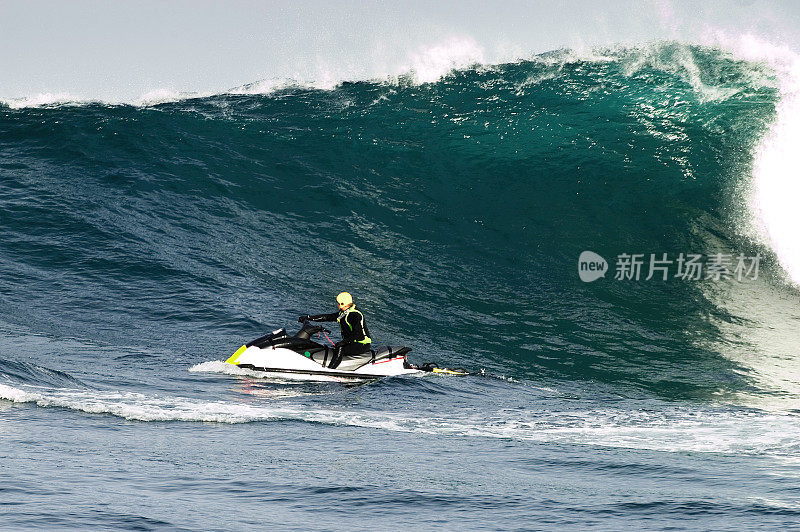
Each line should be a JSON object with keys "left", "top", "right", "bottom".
{"left": 3, "top": 42, "right": 800, "bottom": 530}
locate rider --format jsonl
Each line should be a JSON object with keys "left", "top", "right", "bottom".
{"left": 298, "top": 292, "right": 372, "bottom": 369}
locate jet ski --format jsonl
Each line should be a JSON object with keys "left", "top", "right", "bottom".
{"left": 225, "top": 321, "right": 466, "bottom": 382}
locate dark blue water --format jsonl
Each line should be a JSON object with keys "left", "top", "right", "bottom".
{"left": 3, "top": 43, "right": 800, "bottom": 530}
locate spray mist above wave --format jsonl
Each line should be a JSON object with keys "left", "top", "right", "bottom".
{"left": 1, "top": 38, "right": 776, "bottom": 110}
{"left": 0, "top": 36, "right": 488, "bottom": 109}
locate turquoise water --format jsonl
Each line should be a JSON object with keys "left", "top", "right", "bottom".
{"left": 3, "top": 43, "right": 800, "bottom": 530}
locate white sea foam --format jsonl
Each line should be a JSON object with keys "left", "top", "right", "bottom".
{"left": 0, "top": 383, "right": 309, "bottom": 422}
{"left": 0, "top": 36, "right": 490, "bottom": 109}
{"left": 0, "top": 383, "right": 29, "bottom": 402}
{"left": 402, "top": 36, "right": 486, "bottom": 84}
{"left": 750, "top": 67, "right": 800, "bottom": 288}
{"left": 133, "top": 88, "right": 217, "bottom": 107}
{"left": 2, "top": 382, "right": 799, "bottom": 456}
{"left": 189, "top": 360, "right": 257, "bottom": 376}
{"left": 230, "top": 74, "right": 346, "bottom": 96}
{"left": 0, "top": 38, "right": 777, "bottom": 112}
{"left": 0, "top": 92, "right": 82, "bottom": 109}
{"left": 0, "top": 89, "right": 212, "bottom": 109}
{"left": 700, "top": 33, "right": 800, "bottom": 288}
{"left": 230, "top": 36, "right": 487, "bottom": 94}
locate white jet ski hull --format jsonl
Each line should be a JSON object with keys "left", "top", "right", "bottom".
{"left": 227, "top": 345, "right": 422, "bottom": 382}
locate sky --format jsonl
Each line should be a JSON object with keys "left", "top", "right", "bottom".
{"left": 2, "top": 0, "right": 800, "bottom": 103}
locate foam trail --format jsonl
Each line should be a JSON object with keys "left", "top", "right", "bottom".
{"left": 0, "top": 384, "right": 314, "bottom": 422}
{"left": 3, "top": 383, "right": 800, "bottom": 456}
{"left": 189, "top": 360, "right": 262, "bottom": 377}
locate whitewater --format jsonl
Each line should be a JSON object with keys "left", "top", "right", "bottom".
{"left": 3, "top": 38, "right": 800, "bottom": 530}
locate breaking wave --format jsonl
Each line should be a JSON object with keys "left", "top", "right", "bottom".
{"left": 1, "top": 40, "right": 799, "bottom": 404}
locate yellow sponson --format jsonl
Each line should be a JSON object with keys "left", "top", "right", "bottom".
{"left": 432, "top": 368, "right": 468, "bottom": 375}
{"left": 226, "top": 345, "right": 247, "bottom": 365}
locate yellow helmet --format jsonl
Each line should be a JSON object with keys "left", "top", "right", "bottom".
{"left": 336, "top": 292, "right": 353, "bottom": 307}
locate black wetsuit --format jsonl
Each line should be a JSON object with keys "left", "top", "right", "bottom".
{"left": 305, "top": 306, "right": 372, "bottom": 368}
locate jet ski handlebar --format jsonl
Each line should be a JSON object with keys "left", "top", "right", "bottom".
{"left": 298, "top": 316, "right": 330, "bottom": 332}
{"left": 295, "top": 321, "right": 331, "bottom": 340}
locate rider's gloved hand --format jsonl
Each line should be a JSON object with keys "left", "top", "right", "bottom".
{"left": 298, "top": 315, "right": 311, "bottom": 322}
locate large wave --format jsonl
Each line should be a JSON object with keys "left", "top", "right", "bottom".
{"left": 1, "top": 41, "right": 797, "bottom": 402}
